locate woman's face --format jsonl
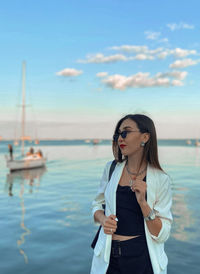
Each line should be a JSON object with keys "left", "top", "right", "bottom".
{"left": 117, "top": 118, "right": 149, "bottom": 157}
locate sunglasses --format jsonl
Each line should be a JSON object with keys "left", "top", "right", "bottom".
{"left": 113, "top": 130, "right": 140, "bottom": 140}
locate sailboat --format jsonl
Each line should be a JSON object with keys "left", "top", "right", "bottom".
{"left": 6, "top": 62, "right": 46, "bottom": 171}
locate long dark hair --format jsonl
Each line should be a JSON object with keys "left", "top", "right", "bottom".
{"left": 112, "top": 114, "right": 164, "bottom": 172}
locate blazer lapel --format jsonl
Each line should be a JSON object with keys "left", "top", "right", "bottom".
{"left": 104, "top": 161, "right": 125, "bottom": 263}
{"left": 105, "top": 161, "right": 126, "bottom": 215}
{"left": 146, "top": 163, "right": 157, "bottom": 208}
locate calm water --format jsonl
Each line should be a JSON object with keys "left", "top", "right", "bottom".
{"left": 0, "top": 140, "right": 200, "bottom": 274}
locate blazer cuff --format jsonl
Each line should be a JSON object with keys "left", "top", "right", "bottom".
{"left": 92, "top": 206, "right": 104, "bottom": 223}
{"left": 150, "top": 218, "right": 171, "bottom": 243}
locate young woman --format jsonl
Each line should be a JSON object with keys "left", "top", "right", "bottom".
{"left": 90, "top": 114, "right": 173, "bottom": 274}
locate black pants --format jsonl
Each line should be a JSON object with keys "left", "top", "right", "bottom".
{"left": 106, "top": 235, "right": 154, "bottom": 274}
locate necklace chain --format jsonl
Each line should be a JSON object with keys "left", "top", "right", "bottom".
{"left": 126, "top": 162, "right": 146, "bottom": 176}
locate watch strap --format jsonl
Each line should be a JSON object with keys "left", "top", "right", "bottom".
{"left": 144, "top": 209, "right": 156, "bottom": 221}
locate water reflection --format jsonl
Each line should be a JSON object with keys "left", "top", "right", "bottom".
{"left": 6, "top": 167, "right": 46, "bottom": 195}
{"left": 171, "top": 189, "right": 195, "bottom": 242}
{"left": 5, "top": 167, "right": 47, "bottom": 263}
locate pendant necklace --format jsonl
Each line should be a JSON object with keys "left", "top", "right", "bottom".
{"left": 125, "top": 162, "right": 147, "bottom": 189}
{"left": 128, "top": 174, "right": 136, "bottom": 189}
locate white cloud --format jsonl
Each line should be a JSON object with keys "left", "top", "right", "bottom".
{"left": 111, "top": 45, "right": 197, "bottom": 60}
{"left": 157, "top": 48, "right": 197, "bottom": 59}
{"left": 156, "top": 71, "right": 188, "bottom": 80}
{"left": 77, "top": 53, "right": 128, "bottom": 64}
{"left": 77, "top": 46, "right": 198, "bottom": 66}
{"left": 100, "top": 72, "right": 180, "bottom": 90}
{"left": 110, "top": 45, "right": 148, "bottom": 53}
{"left": 56, "top": 68, "right": 83, "bottom": 77}
{"left": 170, "top": 58, "right": 199, "bottom": 68}
{"left": 145, "top": 31, "right": 161, "bottom": 40}
{"left": 110, "top": 45, "right": 163, "bottom": 55}
{"left": 147, "top": 48, "right": 163, "bottom": 55}
{"left": 96, "top": 72, "right": 108, "bottom": 78}
{"left": 134, "top": 54, "right": 154, "bottom": 60}
{"left": 157, "top": 51, "right": 170, "bottom": 59}
{"left": 167, "top": 22, "right": 194, "bottom": 31}
{"left": 172, "top": 80, "right": 184, "bottom": 86}
{"left": 172, "top": 48, "right": 197, "bottom": 58}
{"left": 77, "top": 51, "right": 156, "bottom": 64}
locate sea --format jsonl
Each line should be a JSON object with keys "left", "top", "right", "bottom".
{"left": 0, "top": 139, "right": 200, "bottom": 274}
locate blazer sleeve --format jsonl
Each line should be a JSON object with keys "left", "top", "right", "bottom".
{"left": 91, "top": 161, "right": 112, "bottom": 223}
{"left": 150, "top": 174, "right": 173, "bottom": 243}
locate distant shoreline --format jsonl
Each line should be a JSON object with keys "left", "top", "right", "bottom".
{"left": 0, "top": 138, "right": 198, "bottom": 141}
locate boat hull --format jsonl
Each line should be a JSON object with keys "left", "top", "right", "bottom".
{"left": 6, "top": 157, "right": 47, "bottom": 172}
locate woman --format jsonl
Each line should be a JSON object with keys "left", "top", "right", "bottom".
{"left": 90, "top": 114, "right": 173, "bottom": 274}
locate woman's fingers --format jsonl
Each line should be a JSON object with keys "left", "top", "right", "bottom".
{"left": 103, "top": 215, "right": 118, "bottom": 234}
{"left": 109, "top": 214, "right": 118, "bottom": 221}
{"left": 104, "top": 223, "right": 117, "bottom": 230}
{"left": 133, "top": 180, "right": 146, "bottom": 188}
{"left": 104, "top": 226, "right": 117, "bottom": 235}
{"left": 132, "top": 181, "right": 146, "bottom": 191}
{"left": 103, "top": 215, "right": 117, "bottom": 226}
{"left": 106, "top": 218, "right": 117, "bottom": 226}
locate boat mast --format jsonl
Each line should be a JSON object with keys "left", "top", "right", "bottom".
{"left": 21, "top": 61, "right": 26, "bottom": 156}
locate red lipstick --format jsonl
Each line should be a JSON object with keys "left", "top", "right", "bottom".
{"left": 120, "top": 144, "right": 126, "bottom": 149}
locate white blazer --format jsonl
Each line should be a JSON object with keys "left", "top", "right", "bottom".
{"left": 91, "top": 161, "right": 173, "bottom": 274}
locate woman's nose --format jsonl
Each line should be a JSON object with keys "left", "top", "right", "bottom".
{"left": 118, "top": 135, "right": 124, "bottom": 143}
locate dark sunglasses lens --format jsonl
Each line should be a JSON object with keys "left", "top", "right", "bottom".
{"left": 113, "top": 134, "right": 119, "bottom": 141}
{"left": 121, "top": 131, "right": 127, "bottom": 138}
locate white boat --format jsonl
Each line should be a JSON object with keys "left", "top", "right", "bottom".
{"left": 195, "top": 139, "right": 200, "bottom": 147}
{"left": 186, "top": 139, "right": 191, "bottom": 145}
{"left": 6, "top": 62, "right": 46, "bottom": 171}
{"left": 84, "top": 139, "right": 91, "bottom": 143}
{"left": 6, "top": 154, "right": 46, "bottom": 171}
{"left": 92, "top": 139, "right": 100, "bottom": 145}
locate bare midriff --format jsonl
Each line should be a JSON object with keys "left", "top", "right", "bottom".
{"left": 112, "top": 234, "right": 141, "bottom": 241}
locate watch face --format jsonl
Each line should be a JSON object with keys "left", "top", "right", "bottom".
{"left": 150, "top": 213, "right": 156, "bottom": 220}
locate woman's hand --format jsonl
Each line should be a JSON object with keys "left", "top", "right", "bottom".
{"left": 102, "top": 214, "right": 117, "bottom": 235}
{"left": 131, "top": 178, "right": 147, "bottom": 205}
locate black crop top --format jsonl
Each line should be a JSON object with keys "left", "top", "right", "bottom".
{"left": 115, "top": 176, "right": 147, "bottom": 236}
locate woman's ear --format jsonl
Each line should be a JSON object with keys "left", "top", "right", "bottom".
{"left": 143, "top": 133, "right": 150, "bottom": 143}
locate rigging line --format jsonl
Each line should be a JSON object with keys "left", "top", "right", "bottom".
{"left": 14, "top": 65, "right": 23, "bottom": 142}
{"left": 25, "top": 71, "right": 39, "bottom": 140}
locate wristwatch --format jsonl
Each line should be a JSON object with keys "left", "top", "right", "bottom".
{"left": 144, "top": 209, "right": 156, "bottom": 221}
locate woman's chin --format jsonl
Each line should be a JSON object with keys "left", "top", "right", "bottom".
{"left": 121, "top": 151, "right": 128, "bottom": 156}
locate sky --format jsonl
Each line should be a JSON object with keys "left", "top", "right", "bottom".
{"left": 0, "top": 0, "right": 200, "bottom": 139}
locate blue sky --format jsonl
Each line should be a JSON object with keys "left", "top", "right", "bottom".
{"left": 0, "top": 0, "right": 200, "bottom": 138}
